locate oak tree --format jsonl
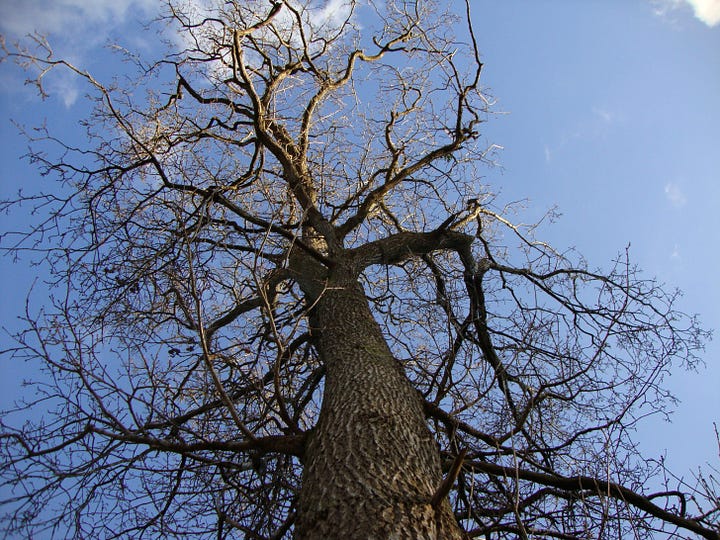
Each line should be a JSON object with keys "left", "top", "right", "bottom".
{"left": 1, "top": 1, "right": 718, "bottom": 538}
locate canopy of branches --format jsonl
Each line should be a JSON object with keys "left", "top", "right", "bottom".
{"left": 0, "top": 1, "right": 717, "bottom": 539}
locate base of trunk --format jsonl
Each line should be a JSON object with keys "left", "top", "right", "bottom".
{"left": 294, "top": 272, "right": 465, "bottom": 539}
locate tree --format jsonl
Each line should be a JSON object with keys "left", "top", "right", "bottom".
{"left": 1, "top": 1, "right": 718, "bottom": 538}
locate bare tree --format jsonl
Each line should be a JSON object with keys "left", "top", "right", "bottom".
{"left": 1, "top": 1, "right": 717, "bottom": 538}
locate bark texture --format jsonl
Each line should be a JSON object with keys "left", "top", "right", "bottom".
{"left": 293, "top": 257, "right": 464, "bottom": 539}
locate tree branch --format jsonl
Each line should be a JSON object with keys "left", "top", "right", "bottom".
{"left": 468, "top": 460, "right": 720, "bottom": 540}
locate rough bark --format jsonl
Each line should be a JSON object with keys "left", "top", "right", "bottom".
{"left": 292, "top": 255, "right": 465, "bottom": 539}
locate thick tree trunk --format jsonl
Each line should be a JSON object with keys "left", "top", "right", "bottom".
{"left": 293, "top": 259, "right": 465, "bottom": 539}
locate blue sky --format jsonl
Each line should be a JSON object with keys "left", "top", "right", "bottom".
{"left": 470, "top": 0, "right": 720, "bottom": 478}
{"left": 1, "top": 0, "right": 718, "bottom": 492}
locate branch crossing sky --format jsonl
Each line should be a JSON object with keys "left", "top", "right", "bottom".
{"left": 1, "top": 0, "right": 718, "bottom": 486}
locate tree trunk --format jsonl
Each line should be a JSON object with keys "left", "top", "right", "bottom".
{"left": 293, "top": 258, "right": 465, "bottom": 539}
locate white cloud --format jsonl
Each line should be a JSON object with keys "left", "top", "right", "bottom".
{"left": 652, "top": 0, "right": 720, "bottom": 27}
{"left": 48, "top": 69, "right": 81, "bottom": 108}
{"left": 670, "top": 243, "right": 682, "bottom": 260}
{"left": 263, "top": 0, "right": 354, "bottom": 49}
{"left": 0, "top": 0, "right": 160, "bottom": 107}
{"left": 166, "top": 0, "right": 355, "bottom": 83}
{"left": 0, "top": 0, "right": 158, "bottom": 39}
{"left": 592, "top": 107, "right": 615, "bottom": 124}
{"left": 664, "top": 182, "right": 687, "bottom": 207}
{"left": 0, "top": 0, "right": 356, "bottom": 106}
{"left": 686, "top": 0, "right": 720, "bottom": 26}
{"left": 314, "top": 0, "right": 354, "bottom": 28}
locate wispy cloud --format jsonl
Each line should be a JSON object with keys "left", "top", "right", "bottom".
{"left": 0, "top": 0, "right": 158, "bottom": 40}
{"left": 0, "top": 0, "right": 160, "bottom": 107}
{"left": 0, "top": 0, "right": 356, "bottom": 108}
{"left": 543, "top": 106, "right": 617, "bottom": 164}
{"left": 164, "top": 1, "right": 355, "bottom": 88}
{"left": 670, "top": 243, "right": 682, "bottom": 260}
{"left": 48, "top": 69, "right": 81, "bottom": 108}
{"left": 652, "top": 0, "right": 720, "bottom": 27}
{"left": 592, "top": 107, "right": 616, "bottom": 125}
{"left": 314, "top": 0, "right": 354, "bottom": 28}
{"left": 664, "top": 182, "right": 687, "bottom": 207}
